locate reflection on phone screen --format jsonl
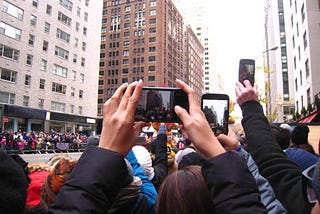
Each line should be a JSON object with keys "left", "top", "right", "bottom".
{"left": 202, "top": 99, "right": 229, "bottom": 135}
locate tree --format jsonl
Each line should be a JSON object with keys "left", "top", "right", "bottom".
{"left": 307, "top": 103, "right": 313, "bottom": 113}
{"left": 300, "top": 106, "right": 307, "bottom": 116}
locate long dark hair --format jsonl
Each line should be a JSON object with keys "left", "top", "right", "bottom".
{"left": 156, "top": 165, "right": 214, "bottom": 214}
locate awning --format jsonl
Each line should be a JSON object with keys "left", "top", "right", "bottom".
{"left": 298, "top": 113, "right": 317, "bottom": 123}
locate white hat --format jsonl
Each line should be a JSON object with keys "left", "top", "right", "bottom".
{"left": 132, "top": 145, "right": 155, "bottom": 180}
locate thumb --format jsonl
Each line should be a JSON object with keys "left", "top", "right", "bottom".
{"left": 174, "top": 105, "right": 190, "bottom": 125}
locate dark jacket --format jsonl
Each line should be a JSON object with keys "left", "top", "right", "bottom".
{"left": 240, "top": 101, "right": 314, "bottom": 214}
{"left": 49, "top": 147, "right": 148, "bottom": 213}
{"left": 202, "top": 151, "right": 267, "bottom": 213}
{"left": 150, "top": 133, "right": 168, "bottom": 190}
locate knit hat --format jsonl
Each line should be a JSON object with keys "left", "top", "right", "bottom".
{"left": 177, "top": 151, "right": 206, "bottom": 170}
{"left": 280, "top": 123, "right": 293, "bottom": 132}
{"left": 158, "top": 123, "right": 167, "bottom": 135}
{"left": 0, "top": 151, "right": 28, "bottom": 213}
{"left": 86, "top": 135, "right": 100, "bottom": 147}
{"left": 175, "top": 147, "right": 196, "bottom": 166}
{"left": 132, "top": 145, "right": 155, "bottom": 180}
{"left": 40, "top": 158, "right": 77, "bottom": 208}
{"left": 285, "top": 148, "right": 318, "bottom": 171}
{"left": 291, "top": 125, "right": 310, "bottom": 145}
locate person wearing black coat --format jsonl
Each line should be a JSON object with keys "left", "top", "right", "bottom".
{"left": 235, "top": 80, "right": 315, "bottom": 214}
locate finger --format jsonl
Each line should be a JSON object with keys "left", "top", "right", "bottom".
{"left": 176, "top": 79, "right": 200, "bottom": 112}
{"left": 243, "top": 80, "right": 252, "bottom": 88}
{"left": 126, "top": 79, "right": 143, "bottom": 119}
{"left": 104, "top": 83, "right": 128, "bottom": 114}
{"left": 235, "top": 81, "right": 244, "bottom": 90}
{"left": 174, "top": 105, "right": 192, "bottom": 127}
{"left": 119, "top": 81, "right": 138, "bottom": 111}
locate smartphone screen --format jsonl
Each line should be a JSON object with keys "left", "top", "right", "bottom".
{"left": 239, "top": 59, "right": 255, "bottom": 86}
{"left": 201, "top": 94, "right": 229, "bottom": 135}
{"left": 135, "top": 87, "right": 188, "bottom": 123}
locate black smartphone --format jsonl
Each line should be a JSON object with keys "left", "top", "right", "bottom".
{"left": 201, "top": 93, "right": 229, "bottom": 135}
{"left": 238, "top": 59, "right": 255, "bottom": 86}
{"left": 135, "top": 87, "right": 189, "bottom": 123}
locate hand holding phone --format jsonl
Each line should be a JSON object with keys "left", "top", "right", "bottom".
{"left": 238, "top": 59, "right": 255, "bottom": 86}
{"left": 201, "top": 93, "right": 229, "bottom": 135}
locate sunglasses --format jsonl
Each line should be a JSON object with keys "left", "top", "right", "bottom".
{"left": 302, "top": 164, "right": 318, "bottom": 204}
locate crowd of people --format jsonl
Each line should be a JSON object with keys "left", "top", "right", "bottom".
{"left": 0, "top": 130, "right": 89, "bottom": 153}
{"left": 1, "top": 79, "right": 320, "bottom": 213}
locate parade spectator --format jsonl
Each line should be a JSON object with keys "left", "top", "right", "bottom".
{"left": 290, "top": 125, "right": 316, "bottom": 155}
{"left": 235, "top": 79, "right": 315, "bottom": 213}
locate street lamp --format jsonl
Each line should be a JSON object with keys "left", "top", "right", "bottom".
{"left": 264, "top": 46, "right": 278, "bottom": 122}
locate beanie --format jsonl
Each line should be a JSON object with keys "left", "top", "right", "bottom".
{"left": 0, "top": 151, "right": 28, "bottom": 213}
{"left": 291, "top": 125, "right": 310, "bottom": 145}
{"left": 158, "top": 124, "right": 167, "bottom": 135}
{"left": 178, "top": 151, "right": 206, "bottom": 170}
{"left": 86, "top": 135, "right": 100, "bottom": 147}
{"left": 132, "top": 145, "right": 155, "bottom": 180}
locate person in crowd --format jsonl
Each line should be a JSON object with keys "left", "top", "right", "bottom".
{"left": 136, "top": 123, "right": 168, "bottom": 190}
{"left": 290, "top": 125, "right": 316, "bottom": 155}
{"left": 235, "top": 79, "right": 315, "bottom": 213}
{"left": 49, "top": 79, "right": 266, "bottom": 213}
{"left": 0, "top": 151, "right": 28, "bottom": 213}
{"left": 270, "top": 125, "right": 291, "bottom": 151}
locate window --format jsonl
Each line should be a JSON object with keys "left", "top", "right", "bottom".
{"left": 2, "top": 1, "right": 24, "bottom": 20}
{"left": 0, "top": 44, "right": 19, "bottom": 61}
{"left": 26, "top": 54, "right": 33, "bottom": 65}
{"left": 23, "top": 96, "right": 29, "bottom": 107}
{"left": 44, "top": 22, "right": 50, "bottom": 33}
{"left": 123, "top": 50, "right": 129, "bottom": 56}
{"left": 39, "top": 79, "right": 45, "bottom": 89}
{"left": 38, "top": 98, "right": 44, "bottom": 109}
{"left": 56, "top": 28, "right": 70, "bottom": 42}
{"left": 58, "top": 12, "right": 72, "bottom": 26}
{"left": 0, "top": 91, "right": 15, "bottom": 104}
{"left": 73, "top": 54, "right": 77, "bottom": 63}
{"left": 77, "top": 7, "right": 81, "bottom": 16}
{"left": 150, "top": 1, "right": 156, "bottom": 7}
{"left": 101, "top": 36, "right": 106, "bottom": 41}
{"left": 150, "top": 10, "right": 156, "bottom": 15}
{"left": 307, "top": 88, "right": 311, "bottom": 105}
{"left": 148, "top": 76, "right": 155, "bottom": 81}
{"left": 40, "top": 59, "right": 47, "bottom": 71}
{"left": 81, "top": 57, "right": 85, "bottom": 66}
{"left": 122, "top": 68, "right": 128, "bottom": 74}
{"left": 149, "top": 28, "right": 156, "bottom": 33}
{"left": 70, "top": 104, "right": 74, "bottom": 114}
{"left": 46, "top": 4, "right": 52, "bottom": 15}
{"left": 52, "top": 82, "right": 67, "bottom": 94}
{"left": 305, "top": 59, "right": 310, "bottom": 77}
{"left": 0, "top": 68, "right": 17, "bottom": 82}
{"left": 30, "top": 15, "right": 37, "bottom": 26}
{"left": 51, "top": 101, "right": 65, "bottom": 113}
{"left": 28, "top": 34, "right": 35, "bottom": 46}
{"left": 123, "top": 59, "right": 129, "bottom": 64}
{"left": 149, "top": 56, "right": 156, "bottom": 62}
{"left": 43, "top": 40, "right": 48, "bottom": 51}
{"left": 32, "top": 0, "right": 38, "bottom": 7}
{"left": 74, "top": 38, "right": 79, "bottom": 47}
{"left": 76, "top": 22, "right": 80, "bottom": 31}
{"left": 149, "top": 47, "right": 156, "bottom": 52}
{"left": 55, "top": 46, "right": 69, "bottom": 59}
{"left": 85, "top": 0, "right": 89, "bottom": 6}
{"left": 150, "top": 18, "right": 156, "bottom": 24}
{"left": 82, "top": 42, "right": 86, "bottom": 51}
{"left": 24, "top": 74, "right": 31, "bottom": 86}
{"left": 59, "top": 0, "right": 73, "bottom": 11}
{"left": 303, "top": 31, "right": 308, "bottom": 50}
{"left": 125, "top": 14, "right": 130, "bottom": 19}
{"left": 124, "top": 41, "right": 130, "bottom": 46}
{"left": 125, "top": 6, "right": 131, "bottom": 11}
{"left": 53, "top": 64, "right": 67, "bottom": 78}
{"left": 71, "top": 87, "right": 75, "bottom": 96}
{"left": 78, "top": 106, "right": 83, "bottom": 115}
{"left": 84, "top": 12, "right": 88, "bottom": 21}
{"left": 124, "top": 23, "right": 130, "bottom": 28}
{"left": 83, "top": 27, "right": 87, "bottom": 36}
{"left": 0, "top": 22, "right": 21, "bottom": 40}
{"left": 79, "top": 89, "right": 83, "bottom": 98}
{"left": 149, "top": 37, "right": 156, "bottom": 43}
{"left": 148, "top": 66, "right": 155, "bottom": 71}
{"left": 80, "top": 73, "right": 84, "bottom": 83}
{"left": 124, "top": 31, "right": 130, "bottom": 37}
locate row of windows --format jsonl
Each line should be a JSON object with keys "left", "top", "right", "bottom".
{"left": 0, "top": 66, "right": 85, "bottom": 85}
{"left": 0, "top": 91, "right": 84, "bottom": 115}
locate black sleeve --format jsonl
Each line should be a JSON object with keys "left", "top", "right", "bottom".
{"left": 49, "top": 146, "right": 129, "bottom": 214}
{"left": 151, "top": 133, "right": 168, "bottom": 190}
{"left": 241, "top": 101, "right": 313, "bottom": 214}
{"left": 202, "top": 151, "right": 267, "bottom": 214}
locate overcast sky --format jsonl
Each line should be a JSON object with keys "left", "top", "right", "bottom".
{"left": 206, "top": 0, "right": 266, "bottom": 98}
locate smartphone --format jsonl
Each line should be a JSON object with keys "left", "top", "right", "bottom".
{"left": 238, "top": 59, "right": 255, "bottom": 86}
{"left": 135, "top": 87, "right": 189, "bottom": 123}
{"left": 201, "top": 93, "right": 229, "bottom": 135}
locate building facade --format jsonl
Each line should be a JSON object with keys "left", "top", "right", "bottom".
{"left": 0, "top": 0, "right": 102, "bottom": 133}
{"left": 98, "top": 0, "right": 188, "bottom": 117}
{"left": 264, "top": 0, "right": 295, "bottom": 122}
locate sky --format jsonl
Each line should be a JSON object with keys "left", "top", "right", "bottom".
{"left": 206, "top": 0, "right": 266, "bottom": 99}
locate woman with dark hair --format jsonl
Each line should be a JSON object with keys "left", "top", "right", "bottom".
{"left": 156, "top": 166, "right": 213, "bottom": 214}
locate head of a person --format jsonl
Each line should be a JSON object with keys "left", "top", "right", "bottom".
{"left": 156, "top": 165, "right": 213, "bottom": 214}
{"left": 291, "top": 125, "right": 310, "bottom": 145}
{"left": 132, "top": 145, "right": 154, "bottom": 180}
{"left": 270, "top": 125, "right": 291, "bottom": 150}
